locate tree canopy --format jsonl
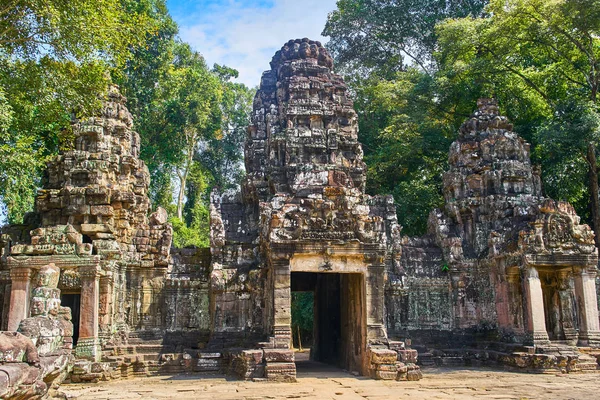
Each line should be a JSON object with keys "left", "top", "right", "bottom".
{"left": 323, "top": 0, "right": 600, "bottom": 237}
{"left": 323, "top": 0, "right": 487, "bottom": 78}
{"left": 0, "top": 0, "right": 254, "bottom": 249}
{"left": 0, "top": 0, "right": 159, "bottom": 222}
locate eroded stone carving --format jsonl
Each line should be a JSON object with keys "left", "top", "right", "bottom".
{"left": 0, "top": 263, "right": 73, "bottom": 399}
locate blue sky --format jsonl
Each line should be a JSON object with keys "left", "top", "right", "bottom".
{"left": 166, "top": 0, "right": 338, "bottom": 86}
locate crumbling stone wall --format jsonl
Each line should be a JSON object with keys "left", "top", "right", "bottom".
{"left": 164, "top": 247, "right": 211, "bottom": 346}
{"left": 209, "top": 189, "right": 264, "bottom": 347}
{"left": 386, "top": 236, "right": 452, "bottom": 336}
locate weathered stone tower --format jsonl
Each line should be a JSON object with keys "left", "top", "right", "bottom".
{"left": 387, "top": 99, "right": 600, "bottom": 369}
{"left": 211, "top": 38, "right": 418, "bottom": 380}
{"left": 2, "top": 86, "right": 173, "bottom": 360}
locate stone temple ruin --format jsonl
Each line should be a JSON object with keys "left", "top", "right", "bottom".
{"left": 0, "top": 39, "right": 599, "bottom": 394}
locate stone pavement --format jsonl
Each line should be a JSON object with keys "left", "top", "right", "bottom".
{"left": 62, "top": 363, "right": 600, "bottom": 400}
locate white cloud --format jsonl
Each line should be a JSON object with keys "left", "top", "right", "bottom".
{"left": 173, "top": 0, "right": 338, "bottom": 87}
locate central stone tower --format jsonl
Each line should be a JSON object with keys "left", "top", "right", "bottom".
{"left": 245, "top": 38, "right": 365, "bottom": 201}
{"left": 211, "top": 39, "right": 420, "bottom": 381}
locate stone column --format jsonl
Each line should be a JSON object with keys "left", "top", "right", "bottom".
{"left": 574, "top": 268, "right": 600, "bottom": 346}
{"left": 272, "top": 259, "right": 291, "bottom": 349}
{"left": 266, "top": 258, "right": 295, "bottom": 382}
{"left": 506, "top": 270, "right": 524, "bottom": 334}
{"left": 76, "top": 265, "right": 101, "bottom": 361}
{"left": 557, "top": 271, "right": 578, "bottom": 345}
{"left": 365, "top": 263, "right": 386, "bottom": 341}
{"left": 99, "top": 272, "right": 114, "bottom": 336}
{"left": 523, "top": 266, "right": 549, "bottom": 345}
{"left": 7, "top": 267, "right": 32, "bottom": 331}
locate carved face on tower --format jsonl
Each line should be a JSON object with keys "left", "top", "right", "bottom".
{"left": 36, "top": 263, "right": 60, "bottom": 289}
{"left": 30, "top": 298, "right": 46, "bottom": 317}
{"left": 30, "top": 263, "right": 62, "bottom": 317}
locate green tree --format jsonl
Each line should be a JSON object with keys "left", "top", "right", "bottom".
{"left": 437, "top": 0, "right": 600, "bottom": 251}
{"left": 291, "top": 292, "right": 314, "bottom": 348}
{"left": 117, "top": 7, "right": 252, "bottom": 248}
{"left": 323, "top": 0, "right": 487, "bottom": 78}
{"left": 323, "top": 0, "right": 487, "bottom": 234}
{"left": 117, "top": 0, "right": 184, "bottom": 219}
{"left": 0, "top": 0, "right": 158, "bottom": 222}
{"left": 355, "top": 71, "right": 452, "bottom": 235}
{"left": 118, "top": 0, "right": 179, "bottom": 176}
{"left": 132, "top": 41, "right": 222, "bottom": 220}
{"left": 176, "top": 163, "right": 212, "bottom": 248}
{"left": 200, "top": 65, "right": 255, "bottom": 190}
{"left": 535, "top": 100, "right": 600, "bottom": 221}
{"left": 171, "top": 46, "right": 222, "bottom": 220}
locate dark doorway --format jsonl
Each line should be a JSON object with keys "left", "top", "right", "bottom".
{"left": 61, "top": 293, "right": 81, "bottom": 345}
{"left": 291, "top": 272, "right": 365, "bottom": 374}
{"left": 540, "top": 272, "right": 565, "bottom": 341}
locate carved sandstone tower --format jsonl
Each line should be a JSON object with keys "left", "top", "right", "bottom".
{"left": 388, "top": 99, "right": 600, "bottom": 368}
{"left": 211, "top": 39, "right": 420, "bottom": 381}
{"left": 435, "top": 99, "right": 599, "bottom": 346}
{"left": 4, "top": 86, "right": 172, "bottom": 360}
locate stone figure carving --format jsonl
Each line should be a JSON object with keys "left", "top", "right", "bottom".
{"left": 30, "top": 263, "right": 61, "bottom": 318}
{"left": 0, "top": 263, "right": 74, "bottom": 399}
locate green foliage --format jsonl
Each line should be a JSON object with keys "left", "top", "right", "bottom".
{"left": 200, "top": 66, "right": 255, "bottom": 190}
{"left": 355, "top": 70, "right": 451, "bottom": 235}
{"left": 534, "top": 99, "right": 600, "bottom": 220}
{"left": 323, "top": 0, "right": 487, "bottom": 78}
{"left": 182, "top": 163, "right": 212, "bottom": 239}
{"left": 117, "top": 4, "right": 252, "bottom": 247}
{"left": 118, "top": 0, "right": 179, "bottom": 174}
{"left": 0, "top": 0, "right": 159, "bottom": 223}
{"left": 169, "top": 216, "right": 209, "bottom": 249}
{"left": 436, "top": 0, "right": 600, "bottom": 223}
{"left": 291, "top": 292, "right": 314, "bottom": 347}
{"left": 0, "top": 58, "right": 110, "bottom": 223}
{"left": 324, "top": 0, "right": 487, "bottom": 235}
{"left": 0, "top": 0, "right": 154, "bottom": 62}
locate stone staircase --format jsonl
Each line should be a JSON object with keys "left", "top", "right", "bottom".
{"left": 537, "top": 344, "right": 599, "bottom": 373}
{"left": 69, "top": 332, "right": 224, "bottom": 383}
{"left": 414, "top": 342, "right": 600, "bottom": 373}
{"left": 102, "top": 334, "right": 225, "bottom": 377}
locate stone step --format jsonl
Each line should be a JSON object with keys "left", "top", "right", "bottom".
{"left": 133, "top": 344, "right": 169, "bottom": 354}
{"left": 576, "top": 354, "right": 599, "bottom": 372}
{"left": 437, "top": 356, "right": 465, "bottom": 366}
{"left": 100, "top": 349, "right": 225, "bottom": 378}
{"left": 104, "top": 344, "right": 176, "bottom": 355}
{"left": 417, "top": 352, "right": 436, "bottom": 367}
{"left": 127, "top": 339, "right": 164, "bottom": 345}
{"left": 128, "top": 331, "right": 163, "bottom": 340}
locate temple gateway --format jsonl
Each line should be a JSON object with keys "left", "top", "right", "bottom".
{"left": 0, "top": 40, "right": 599, "bottom": 393}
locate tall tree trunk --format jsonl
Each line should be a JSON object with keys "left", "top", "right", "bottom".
{"left": 176, "top": 151, "right": 193, "bottom": 220}
{"left": 177, "top": 171, "right": 186, "bottom": 220}
{"left": 587, "top": 142, "right": 600, "bottom": 258}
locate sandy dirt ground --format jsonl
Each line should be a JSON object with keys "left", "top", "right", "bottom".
{"left": 61, "top": 362, "right": 600, "bottom": 400}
